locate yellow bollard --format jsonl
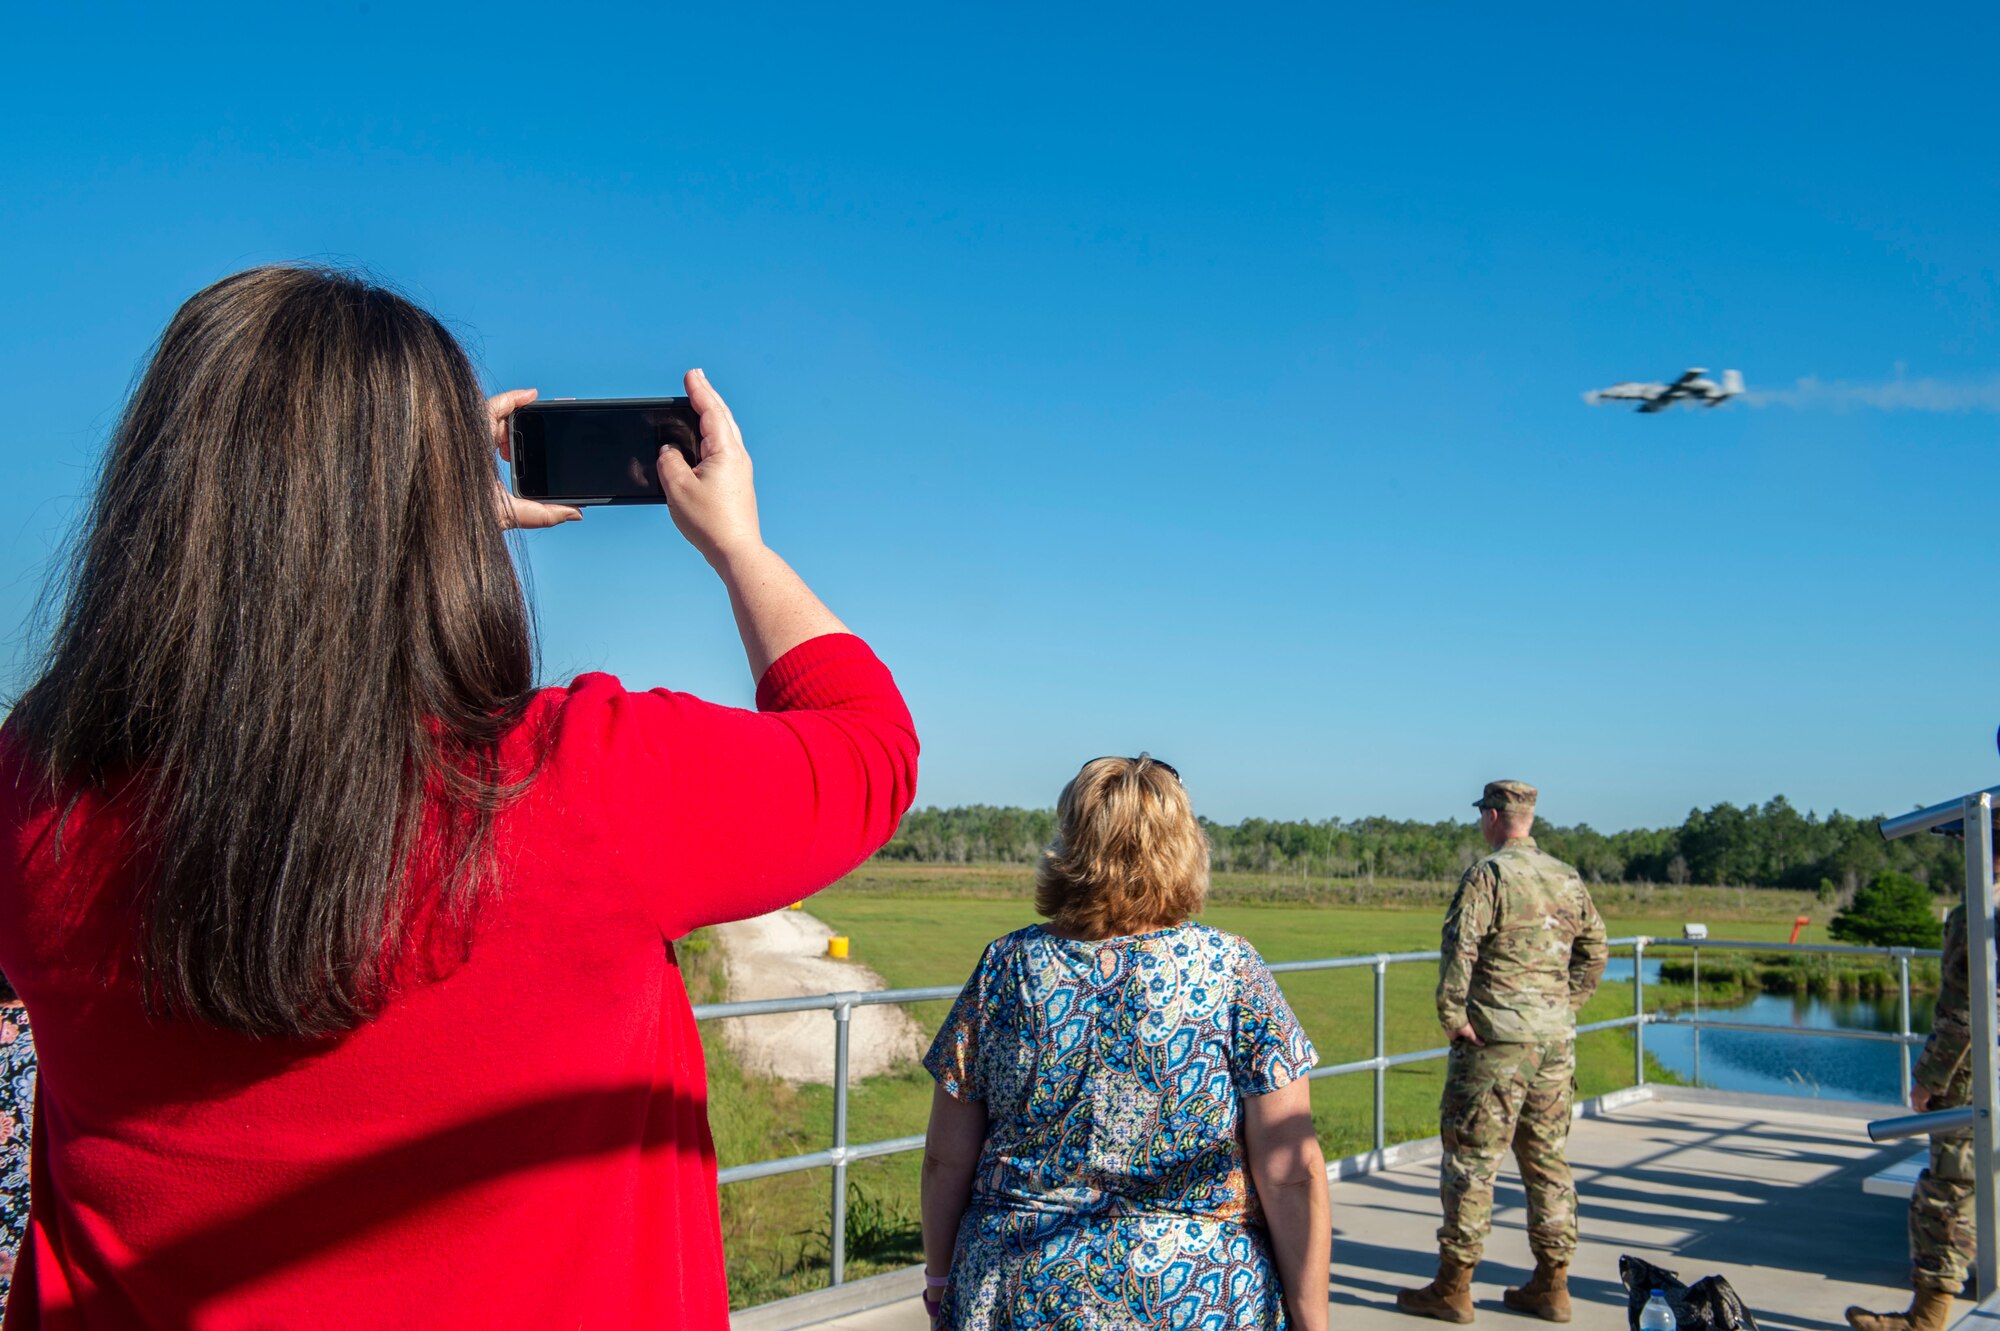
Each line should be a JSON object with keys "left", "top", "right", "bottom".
{"left": 826, "top": 936, "right": 850, "bottom": 960}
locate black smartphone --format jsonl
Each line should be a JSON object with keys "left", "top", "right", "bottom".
{"left": 508, "top": 397, "right": 702, "bottom": 505}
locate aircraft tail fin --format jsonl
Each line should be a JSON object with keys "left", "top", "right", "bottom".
{"left": 1721, "top": 369, "right": 1744, "bottom": 397}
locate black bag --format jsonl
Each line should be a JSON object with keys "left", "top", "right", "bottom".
{"left": 1619, "top": 1255, "right": 1761, "bottom": 1331}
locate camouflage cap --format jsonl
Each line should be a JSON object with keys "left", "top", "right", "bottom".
{"left": 1474, "top": 780, "right": 1538, "bottom": 812}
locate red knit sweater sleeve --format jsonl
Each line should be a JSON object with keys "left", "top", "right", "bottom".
{"left": 543, "top": 632, "right": 919, "bottom": 938}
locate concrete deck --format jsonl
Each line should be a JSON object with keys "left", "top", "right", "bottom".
{"left": 735, "top": 1087, "right": 1929, "bottom": 1331}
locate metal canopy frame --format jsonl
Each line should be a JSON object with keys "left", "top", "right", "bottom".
{"left": 1874, "top": 789, "right": 2000, "bottom": 1298}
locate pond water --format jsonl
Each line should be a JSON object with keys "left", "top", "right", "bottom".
{"left": 1602, "top": 956, "right": 1934, "bottom": 1105}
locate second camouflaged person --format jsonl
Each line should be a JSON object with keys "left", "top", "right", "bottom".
{"left": 1397, "top": 781, "right": 1608, "bottom": 1325}
{"left": 1846, "top": 814, "right": 2000, "bottom": 1331}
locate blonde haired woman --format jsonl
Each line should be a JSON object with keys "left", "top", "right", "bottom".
{"left": 920, "top": 757, "right": 1330, "bottom": 1330}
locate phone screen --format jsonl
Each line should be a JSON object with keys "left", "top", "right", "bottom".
{"left": 510, "top": 399, "right": 701, "bottom": 503}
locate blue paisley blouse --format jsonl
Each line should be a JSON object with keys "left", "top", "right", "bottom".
{"left": 923, "top": 922, "right": 1317, "bottom": 1330}
{"left": 0, "top": 1000, "right": 31, "bottom": 1304}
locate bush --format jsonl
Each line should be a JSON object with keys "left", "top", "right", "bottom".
{"left": 798, "top": 1182, "right": 920, "bottom": 1268}
{"left": 1829, "top": 872, "right": 1944, "bottom": 949}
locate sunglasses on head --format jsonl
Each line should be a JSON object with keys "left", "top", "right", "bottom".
{"left": 1092, "top": 754, "right": 1180, "bottom": 783}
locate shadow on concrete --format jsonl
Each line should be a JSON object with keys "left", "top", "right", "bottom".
{"left": 1330, "top": 1238, "right": 1635, "bottom": 1321}
{"left": 1326, "top": 1097, "right": 1912, "bottom": 1331}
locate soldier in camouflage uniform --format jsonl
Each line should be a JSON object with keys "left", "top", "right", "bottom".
{"left": 1398, "top": 781, "right": 1608, "bottom": 1325}
{"left": 1846, "top": 824, "right": 2000, "bottom": 1331}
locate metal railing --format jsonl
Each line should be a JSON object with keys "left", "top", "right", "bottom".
{"left": 694, "top": 929, "right": 1937, "bottom": 1292}
{"left": 1644, "top": 936, "right": 1939, "bottom": 1106}
{"left": 1870, "top": 786, "right": 2000, "bottom": 1301}
{"left": 692, "top": 983, "right": 959, "bottom": 1283}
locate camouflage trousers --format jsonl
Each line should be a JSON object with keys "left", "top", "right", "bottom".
{"left": 1912, "top": 1126, "right": 1975, "bottom": 1295}
{"left": 1437, "top": 1038, "right": 1577, "bottom": 1266}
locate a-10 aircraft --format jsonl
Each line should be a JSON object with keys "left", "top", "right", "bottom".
{"left": 1584, "top": 367, "right": 1744, "bottom": 412}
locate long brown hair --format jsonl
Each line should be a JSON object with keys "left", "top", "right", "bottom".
{"left": 1034, "top": 755, "right": 1209, "bottom": 937}
{"left": 13, "top": 265, "right": 538, "bottom": 1038}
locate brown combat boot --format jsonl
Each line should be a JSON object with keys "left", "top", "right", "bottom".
{"left": 1398, "top": 1257, "right": 1478, "bottom": 1323}
{"left": 1502, "top": 1259, "right": 1570, "bottom": 1322}
{"left": 1844, "top": 1290, "right": 1954, "bottom": 1331}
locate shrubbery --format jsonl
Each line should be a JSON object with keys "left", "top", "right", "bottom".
{"left": 1829, "top": 871, "right": 1945, "bottom": 949}
{"left": 879, "top": 797, "right": 1965, "bottom": 891}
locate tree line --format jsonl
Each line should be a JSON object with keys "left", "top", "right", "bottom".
{"left": 876, "top": 796, "right": 1966, "bottom": 894}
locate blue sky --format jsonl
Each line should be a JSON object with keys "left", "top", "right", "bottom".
{"left": 4, "top": 3, "right": 1997, "bottom": 830}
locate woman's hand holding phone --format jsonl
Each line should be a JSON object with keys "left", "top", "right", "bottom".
{"left": 486, "top": 371, "right": 754, "bottom": 545}
{"left": 658, "top": 368, "right": 762, "bottom": 566}
{"left": 662, "top": 368, "right": 848, "bottom": 679}
{"left": 492, "top": 367, "right": 843, "bottom": 680}
{"left": 488, "top": 388, "right": 583, "bottom": 530}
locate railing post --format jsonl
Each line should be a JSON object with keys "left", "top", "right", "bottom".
{"left": 1633, "top": 937, "right": 1648, "bottom": 1087}
{"left": 830, "top": 998, "right": 853, "bottom": 1287}
{"left": 1373, "top": 957, "right": 1388, "bottom": 1153}
{"left": 1962, "top": 794, "right": 1998, "bottom": 1300}
{"left": 1897, "top": 951, "right": 1912, "bottom": 1109}
{"left": 1692, "top": 944, "right": 1702, "bottom": 1088}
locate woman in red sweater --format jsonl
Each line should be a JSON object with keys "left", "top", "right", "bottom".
{"left": 0, "top": 265, "right": 918, "bottom": 1329}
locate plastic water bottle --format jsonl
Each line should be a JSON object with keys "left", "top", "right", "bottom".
{"left": 1640, "top": 1290, "right": 1675, "bottom": 1331}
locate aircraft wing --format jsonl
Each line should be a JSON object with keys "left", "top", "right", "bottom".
{"left": 1636, "top": 396, "right": 1676, "bottom": 413}
{"left": 1586, "top": 381, "right": 1666, "bottom": 404}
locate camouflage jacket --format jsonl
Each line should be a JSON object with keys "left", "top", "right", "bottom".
{"left": 1913, "top": 904, "right": 2000, "bottom": 1106}
{"left": 1437, "top": 836, "right": 1609, "bottom": 1044}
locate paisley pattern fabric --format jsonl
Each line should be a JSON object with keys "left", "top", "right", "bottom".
{"left": 0, "top": 1002, "right": 32, "bottom": 1303}
{"left": 924, "top": 922, "right": 1316, "bottom": 1329}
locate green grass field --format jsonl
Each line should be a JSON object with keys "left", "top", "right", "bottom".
{"left": 701, "top": 863, "right": 1816, "bottom": 1307}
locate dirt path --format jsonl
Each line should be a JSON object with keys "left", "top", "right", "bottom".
{"left": 709, "top": 907, "right": 928, "bottom": 1085}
